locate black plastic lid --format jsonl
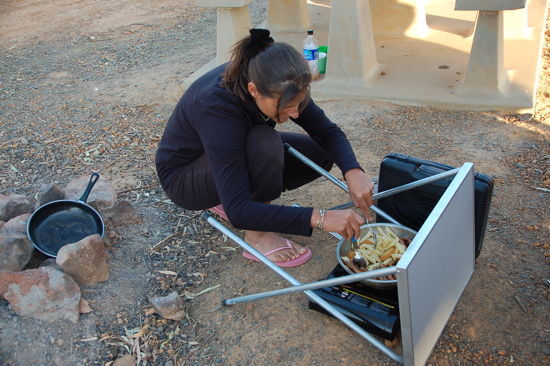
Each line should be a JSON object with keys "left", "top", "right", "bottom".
{"left": 307, "top": 29, "right": 313, "bottom": 35}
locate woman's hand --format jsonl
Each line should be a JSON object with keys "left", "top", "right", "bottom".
{"left": 344, "top": 168, "right": 375, "bottom": 221}
{"left": 311, "top": 208, "right": 364, "bottom": 240}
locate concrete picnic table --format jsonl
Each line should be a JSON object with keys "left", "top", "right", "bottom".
{"left": 189, "top": 0, "right": 548, "bottom": 113}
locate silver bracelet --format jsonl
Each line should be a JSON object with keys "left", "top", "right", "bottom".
{"left": 316, "top": 209, "right": 325, "bottom": 230}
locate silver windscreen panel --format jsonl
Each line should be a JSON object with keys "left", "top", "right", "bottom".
{"left": 397, "top": 163, "right": 476, "bottom": 366}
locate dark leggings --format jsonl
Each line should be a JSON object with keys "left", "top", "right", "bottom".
{"left": 162, "top": 125, "right": 334, "bottom": 210}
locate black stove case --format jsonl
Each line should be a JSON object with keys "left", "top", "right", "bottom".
{"left": 308, "top": 265, "right": 400, "bottom": 340}
{"left": 376, "top": 153, "right": 494, "bottom": 258}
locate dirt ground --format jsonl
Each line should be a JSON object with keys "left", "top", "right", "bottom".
{"left": 1, "top": 1, "right": 549, "bottom": 365}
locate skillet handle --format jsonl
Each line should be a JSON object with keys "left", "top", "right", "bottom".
{"left": 78, "top": 173, "right": 100, "bottom": 203}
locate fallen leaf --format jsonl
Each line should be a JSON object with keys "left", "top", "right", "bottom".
{"left": 183, "top": 284, "right": 220, "bottom": 299}
{"left": 129, "top": 324, "right": 150, "bottom": 338}
{"left": 220, "top": 246, "right": 237, "bottom": 251}
{"left": 515, "top": 295, "right": 529, "bottom": 313}
{"left": 80, "top": 337, "right": 98, "bottom": 342}
{"left": 158, "top": 270, "right": 178, "bottom": 276}
{"left": 160, "top": 330, "right": 175, "bottom": 350}
{"left": 531, "top": 186, "right": 550, "bottom": 192}
{"left": 144, "top": 308, "right": 156, "bottom": 316}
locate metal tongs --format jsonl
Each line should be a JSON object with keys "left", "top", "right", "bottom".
{"left": 365, "top": 218, "right": 378, "bottom": 250}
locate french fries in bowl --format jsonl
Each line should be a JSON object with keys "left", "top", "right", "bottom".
{"left": 337, "top": 223, "right": 417, "bottom": 289}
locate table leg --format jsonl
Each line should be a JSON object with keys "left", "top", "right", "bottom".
{"left": 266, "top": 0, "right": 310, "bottom": 32}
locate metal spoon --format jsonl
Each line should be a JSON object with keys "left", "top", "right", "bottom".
{"left": 365, "top": 219, "right": 378, "bottom": 250}
{"left": 350, "top": 237, "right": 366, "bottom": 268}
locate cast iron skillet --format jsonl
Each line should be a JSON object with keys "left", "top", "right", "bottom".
{"left": 27, "top": 173, "right": 105, "bottom": 257}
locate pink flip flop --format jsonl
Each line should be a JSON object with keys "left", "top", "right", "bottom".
{"left": 208, "top": 204, "right": 228, "bottom": 221}
{"left": 243, "top": 239, "right": 312, "bottom": 267}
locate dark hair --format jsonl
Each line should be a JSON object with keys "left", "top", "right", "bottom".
{"left": 222, "top": 29, "right": 312, "bottom": 119}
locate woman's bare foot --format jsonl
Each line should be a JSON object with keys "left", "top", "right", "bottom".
{"left": 244, "top": 231, "right": 307, "bottom": 263}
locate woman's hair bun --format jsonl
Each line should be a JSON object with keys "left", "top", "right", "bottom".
{"left": 244, "top": 28, "right": 274, "bottom": 58}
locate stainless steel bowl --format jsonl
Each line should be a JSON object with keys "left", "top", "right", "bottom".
{"left": 336, "top": 223, "right": 417, "bottom": 289}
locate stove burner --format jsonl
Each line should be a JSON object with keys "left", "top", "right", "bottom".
{"left": 308, "top": 264, "right": 400, "bottom": 340}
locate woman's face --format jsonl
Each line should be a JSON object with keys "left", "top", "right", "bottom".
{"left": 248, "top": 82, "right": 305, "bottom": 123}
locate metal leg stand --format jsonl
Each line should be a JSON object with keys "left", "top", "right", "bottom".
{"left": 202, "top": 212, "right": 404, "bottom": 364}
{"left": 284, "top": 143, "right": 460, "bottom": 225}
{"left": 285, "top": 143, "right": 460, "bottom": 201}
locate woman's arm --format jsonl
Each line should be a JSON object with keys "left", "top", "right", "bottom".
{"left": 310, "top": 207, "right": 365, "bottom": 240}
{"left": 345, "top": 168, "right": 374, "bottom": 220}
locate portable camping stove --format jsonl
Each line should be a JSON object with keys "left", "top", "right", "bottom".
{"left": 308, "top": 264, "right": 400, "bottom": 340}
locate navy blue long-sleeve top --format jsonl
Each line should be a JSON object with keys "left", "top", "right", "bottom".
{"left": 156, "top": 63, "right": 362, "bottom": 237}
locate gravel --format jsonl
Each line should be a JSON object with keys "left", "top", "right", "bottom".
{"left": 1, "top": 1, "right": 550, "bottom": 366}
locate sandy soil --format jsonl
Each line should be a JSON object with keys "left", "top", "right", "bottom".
{"left": 1, "top": 1, "right": 549, "bottom": 366}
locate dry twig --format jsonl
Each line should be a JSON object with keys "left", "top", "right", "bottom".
{"left": 150, "top": 231, "right": 182, "bottom": 252}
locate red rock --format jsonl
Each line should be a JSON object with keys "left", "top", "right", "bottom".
{"left": 113, "top": 354, "right": 137, "bottom": 366}
{"left": 148, "top": 291, "right": 186, "bottom": 321}
{"left": 65, "top": 175, "right": 116, "bottom": 208}
{"left": 56, "top": 234, "right": 109, "bottom": 286}
{"left": 101, "top": 200, "right": 142, "bottom": 226}
{"left": 0, "top": 267, "right": 81, "bottom": 323}
{"left": 0, "top": 194, "right": 33, "bottom": 222}
{"left": 0, "top": 233, "right": 34, "bottom": 271}
{"left": 1, "top": 213, "right": 31, "bottom": 235}
{"left": 34, "top": 183, "right": 66, "bottom": 210}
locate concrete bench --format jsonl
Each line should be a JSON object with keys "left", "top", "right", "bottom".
{"left": 455, "top": 0, "right": 527, "bottom": 96}
{"left": 196, "top": 0, "right": 254, "bottom": 65}
{"left": 320, "top": 0, "right": 380, "bottom": 89}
